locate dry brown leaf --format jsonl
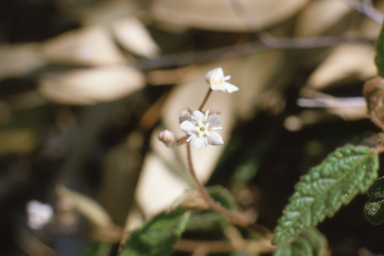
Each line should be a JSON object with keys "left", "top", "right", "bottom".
{"left": 38, "top": 65, "right": 145, "bottom": 105}
{"left": 326, "top": 106, "right": 367, "bottom": 121}
{"left": 232, "top": 50, "right": 286, "bottom": 120}
{"left": 80, "top": 0, "right": 139, "bottom": 26}
{"left": 150, "top": 0, "right": 308, "bottom": 32}
{"left": 56, "top": 186, "right": 114, "bottom": 228}
{"left": 359, "top": 0, "right": 384, "bottom": 38}
{"left": 294, "top": 0, "right": 351, "bottom": 37}
{"left": 0, "top": 43, "right": 46, "bottom": 81}
{"left": 112, "top": 17, "right": 160, "bottom": 58}
{"left": 305, "top": 44, "right": 376, "bottom": 89}
{"left": 135, "top": 152, "right": 191, "bottom": 218}
{"left": 41, "top": 26, "right": 127, "bottom": 66}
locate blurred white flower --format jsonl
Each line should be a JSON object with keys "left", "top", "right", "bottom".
{"left": 206, "top": 67, "right": 238, "bottom": 93}
{"left": 26, "top": 200, "right": 53, "bottom": 230}
{"left": 180, "top": 110, "right": 223, "bottom": 150}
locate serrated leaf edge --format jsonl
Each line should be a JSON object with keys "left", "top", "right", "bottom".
{"left": 273, "top": 146, "right": 378, "bottom": 244}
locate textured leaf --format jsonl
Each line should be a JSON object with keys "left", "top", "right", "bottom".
{"left": 273, "top": 145, "right": 378, "bottom": 244}
{"left": 364, "top": 177, "right": 384, "bottom": 225}
{"left": 119, "top": 209, "right": 190, "bottom": 256}
{"left": 299, "top": 228, "right": 328, "bottom": 255}
{"left": 274, "top": 228, "right": 328, "bottom": 256}
{"left": 375, "top": 20, "right": 384, "bottom": 77}
{"left": 206, "top": 185, "right": 236, "bottom": 210}
{"left": 274, "top": 238, "right": 311, "bottom": 256}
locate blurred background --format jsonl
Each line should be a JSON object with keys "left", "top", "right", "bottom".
{"left": 1, "top": 0, "right": 384, "bottom": 255}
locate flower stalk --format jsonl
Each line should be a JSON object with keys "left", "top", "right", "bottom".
{"left": 186, "top": 144, "right": 251, "bottom": 227}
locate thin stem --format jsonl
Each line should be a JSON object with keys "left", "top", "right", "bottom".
{"left": 186, "top": 144, "right": 251, "bottom": 227}
{"left": 132, "top": 36, "right": 374, "bottom": 71}
{"left": 186, "top": 144, "right": 214, "bottom": 202}
{"left": 176, "top": 135, "right": 189, "bottom": 145}
{"left": 198, "top": 88, "right": 212, "bottom": 111}
{"left": 174, "top": 238, "right": 275, "bottom": 254}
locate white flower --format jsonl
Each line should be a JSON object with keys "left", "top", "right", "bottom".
{"left": 26, "top": 200, "right": 53, "bottom": 230}
{"left": 180, "top": 110, "right": 224, "bottom": 150}
{"left": 206, "top": 67, "right": 239, "bottom": 93}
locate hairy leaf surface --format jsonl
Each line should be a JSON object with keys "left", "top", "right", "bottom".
{"left": 119, "top": 209, "right": 190, "bottom": 256}
{"left": 273, "top": 228, "right": 328, "bottom": 256}
{"left": 376, "top": 20, "right": 384, "bottom": 77}
{"left": 273, "top": 145, "right": 378, "bottom": 244}
{"left": 364, "top": 177, "right": 384, "bottom": 225}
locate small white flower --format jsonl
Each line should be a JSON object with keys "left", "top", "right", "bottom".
{"left": 26, "top": 200, "right": 53, "bottom": 230}
{"left": 206, "top": 67, "right": 239, "bottom": 93}
{"left": 180, "top": 110, "right": 224, "bottom": 150}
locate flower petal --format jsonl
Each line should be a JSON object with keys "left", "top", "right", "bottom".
{"left": 207, "top": 113, "right": 221, "bottom": 127}
{"left": 180, "top": 120, "right": 195, "bottom": 134}
{"left": 204, "top": 137, "right": 209, "bottom": 148}
{"left": 191, "top": 110, "right": 205, "bottom": 121}
{"left": 207, "top": 67, "right": 224, "bottom": 84}
{"left": 206, "top": 69, "right": 214, "bottom": 82}
{"left": 208, "top": 131, "right": 224, "bottom": 145}
{"left": 224, "top": 75, "right": 231, "bottom": 80}
{"left": 210, "top": 84, "right": 226, "bottom": 92}
{"left": 223, "top": 82, "right": 239, "bottom": 93}
{"left": 215, "top": 67, "right": 224, "bottom": 78}
{"left": 190, "top": 137, "right": 205, "bottom": 150}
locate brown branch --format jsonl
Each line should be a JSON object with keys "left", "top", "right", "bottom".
{"left": 132, "top": 36, "right": 375, "bottom": 70}
{"left": 341, "top": 0, "right": 383, "bottom": 25}
{"left": 174, "top": 238, "right": 275, "bottom": 254}
{"left": 186, "top": 144, "right": 252, "bottom": 227}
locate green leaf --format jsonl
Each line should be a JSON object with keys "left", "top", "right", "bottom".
{"left": 207, "top": 185, "right": 236, "bottom": 210}
{"left": 185, "top": 186, "right": 235, "bottom": 234}
{"left": 119, "top": 209, "right": 190, "bottom": 256}
{"left": 273, "top": 228, "right": 328, "bottom": 256}
{"left": 186, "top": 210, "right": 231, "bottom": 233}
{"left": 273, "top": 145, "right": 378, "bottom": 245}
{"left": 364, "top": 177, "right": 384, "bottom": 224}
{"left": 376, "top": 21, "right": 384, "bottom": 77}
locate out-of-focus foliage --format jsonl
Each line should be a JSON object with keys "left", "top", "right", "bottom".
{"left": 119, "top": 209, "right": 190, "bottom": 256}
{"left": 364, "top": 177, "right": 384, "bottom": 225}
{"left": 273, "top": 228, "right": 328, "bottom": 256}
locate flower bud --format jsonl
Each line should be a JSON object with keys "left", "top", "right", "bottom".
{"left": 158, "top": 130, "right": 176, "bottom": 147}
{"left": 364, "top": 77, "right": 384, "bottom": 128}
{"left": 179, "top": 107, "right": 192, "bottom": 124}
